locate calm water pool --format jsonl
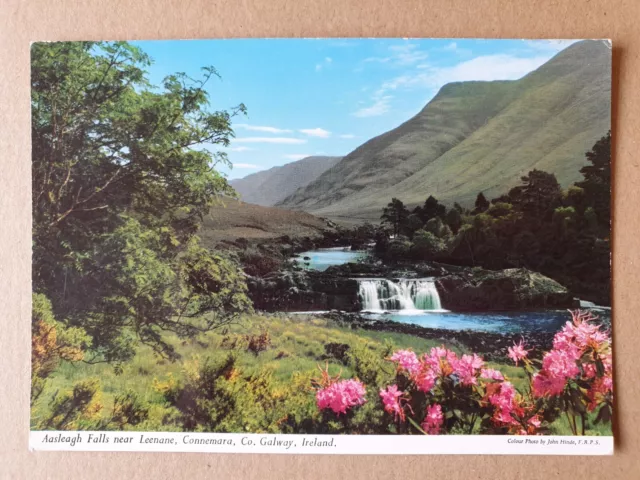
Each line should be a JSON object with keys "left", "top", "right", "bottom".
{"left": 361, "top": 308, "right": 611, "bottom": 334}
{"left": 293, "top": 248, "right": 367, "bottom": 271}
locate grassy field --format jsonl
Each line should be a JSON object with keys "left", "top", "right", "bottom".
{"left": 31, "top": 313, "right": 611, "bottom": 435}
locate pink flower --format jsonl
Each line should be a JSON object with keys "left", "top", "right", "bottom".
{"left": 316, "top": 379, "right": 366, "bottom": 415}
{"left": 582, "top": 362, "right": 597, "bottom": 379}
{"left": 424, "top": 346, "right": 458, "bottom": 375}
{"left": 379, "top": 385, "right": 407, "bottom": 422}
{"left": 532, "top": 347, "right": 581, "bottom": 397}
{"left": 587, "top": 375, "right": 613, "bottom": 411}
{"left": 488, "top": 381, "right": 521, "bottom": 426}
{"left": 421, "top": 404, "right": 444, "bottom": 435}
{"left": 507, "top": 340, "right": 529, "bottom": 366}
{"left": 390, "top": 349, "right": 421, "bottom": 376}
{"left": 532, "top": 371, "right": 567, "bottom": 397}
{"left": 480, "top": 368, "right": 504, "bottom": 381}
{"left": 453, "top": 354, "right": 483, "bottom": 386}
{"left": 414, "top": 367, "right": 437, "bottom": 393}
{"left": 528, "top": 415, "right": 541, "bottom": 428}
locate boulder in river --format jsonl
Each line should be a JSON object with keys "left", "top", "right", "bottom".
{"left": 435, "top": 268, "right": 572, "bottom": 311}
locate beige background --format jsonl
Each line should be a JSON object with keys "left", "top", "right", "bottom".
{"left": 1, "top": 0, "right": 639, "bottom": 478}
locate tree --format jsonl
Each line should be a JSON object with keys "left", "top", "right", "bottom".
{"left": 413, "top": 229, "right": 447, "bottom": 259}
{"left": 31, "top": 42, "right": 251, "bottom": 362}
{"left": 417, "top": 195, "right": 446, "bottom": 223}
{"left": 381, "top": 198, "right": 409, "bottom": 236}
{"left": 424, "top": 217, "right": 451, "bottom": 239}
{"left": 576, "top": 131, "right": 611, "bottom": 228}
{"left": 508, "top": 170, "right": 562, "bottom": 219}
{"left": 445, "top": 208, "right": 462, "bottom": 234}
{"left": 473, "top": 192, "right": 490, "bottom": 214}
{"left": 403, "top": 213, "right": 424, "bottom": 238}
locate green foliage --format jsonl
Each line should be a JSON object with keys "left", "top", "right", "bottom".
{"left": 403, "top": 213, "right": 424, "bottom": 238}
{"left": 412, "top": 230, "right": 447, "bottom": 260}
{"left": 415, "top": 195, "right": 446, "bottom": 223}
{"left": 386, "top": 236, "right": 413, "bottom": 259}
{"left": 39, "top": 379, "right": 103, "bottom": 430}
{"left": 507, "top": 170, "right": 563, "bottom": 220}
{"left": 31, "top": 41, "right": 252, "bottom": 362}
{"left": 473, "top": 192, "right": 490, "bottom": 214}
{"left": 381, "top": 198, "right": 409, "bottom": 236}
{"left": 424, "top": 217, "right": 451, "bottom": 239}
{"left": 445, "top": 207, "right": 462, "bottom": 234}
{"left": 576, "top": 131, "right": 611, "bottom": 229}
{"left": 31, "top": 293, "right": 91, "bottom": 402}
{"left": 109, "top": 391, "right": 150, "bottom": 429}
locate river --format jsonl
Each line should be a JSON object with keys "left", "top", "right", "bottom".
{"left": 292, "top": 249, "right": 611, "bottom": 334}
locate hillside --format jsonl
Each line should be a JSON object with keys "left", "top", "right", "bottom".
{"left": 230, "top": 155, "right": 342, "bottom": 206}
{"left": 278, "top": 40, "right": 611, "bottom": 222}
{"left": 198, "top": 198, "right": 331, "bottom": 247}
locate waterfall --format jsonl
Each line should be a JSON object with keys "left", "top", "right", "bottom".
{"left": 358, "top": 279, "right": 442, "bottom": 311}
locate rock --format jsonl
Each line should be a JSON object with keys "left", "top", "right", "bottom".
{"left": 435, "top": 268, "right": 572, "bottom": 311}
{"left": 324, "top": 262, "right": 391, "bottom": 277}
{"left": 247, "top": 270, "right": 360, "bottom": 312}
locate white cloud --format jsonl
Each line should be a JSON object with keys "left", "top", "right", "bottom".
{"left": 233, "top": 163, "right": 261, "bottom": 169}
{"left": 235, "top": 123, "right": 292, "bottom": 134}
{"left": 299, "top": 128, "right": 331, "bottom": 138}
{"left": 315, "top": 56, "right": 333, "bottom": 72}
{"left": 283, "top": 154, "right": 311, "bottom": 161}
{"left": 226, "top": 146, "right": 254, "bottom": 152}
{"left": 339, "top": 134, "right": 356, "bottom": 139}
{"left": 352, "top": 95, "right": 393, "bottom": 118}
{"left": 444, "top": 42, "right": 458, "bottom": 51}
{"left": 380, "top": 54, "right": 552, "bottom": 93}
{"left": 234, "top": 137, "right": 307, "bottom": 144}
{"left": 364, "top": 43, "right": 428, "bottom": 66}
{"left": 354, "top": 51, "right": 552, "bottom": 118}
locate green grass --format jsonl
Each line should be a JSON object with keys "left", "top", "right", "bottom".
{"left": 31, "top": 313, "right": 612, "bottom": 435}
{"left": 31, "top": 313, "right": 445, "bottom": 428}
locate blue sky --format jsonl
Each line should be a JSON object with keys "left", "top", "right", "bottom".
{"left": 134, "top": 38, "right": 578, "bottom": 180}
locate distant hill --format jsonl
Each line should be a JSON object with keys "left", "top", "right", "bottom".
{"left": 278, "top": 40, "right": 611, "bottom": 222}
{"left": 230, "top": 156, "right": 342, "bottom": 206}
{"left": 198, "top": 198, "right": 331, "bottom": 248}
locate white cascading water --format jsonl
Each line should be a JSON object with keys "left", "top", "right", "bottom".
{"left": 358, "top": 279, "right": 442, "bottom": 311}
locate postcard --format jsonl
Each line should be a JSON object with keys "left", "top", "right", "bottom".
{"left": 30, "top": 38, "right": 613, "bottom": 454}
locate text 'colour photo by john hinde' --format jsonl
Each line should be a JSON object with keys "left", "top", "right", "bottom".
{"left": 30, "top": 38, "right": 613, "bottom": 454}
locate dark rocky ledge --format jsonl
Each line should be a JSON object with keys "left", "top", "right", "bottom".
{"left": 247, "top": 264, "right": 573, "bottom": 314}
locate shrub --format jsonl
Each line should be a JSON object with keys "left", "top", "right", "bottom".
{"left": 39, "top": 379, "right": 103, "bottom": 430}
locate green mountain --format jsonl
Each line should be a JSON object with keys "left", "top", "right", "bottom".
{"left": 277, "top": 40, "right": 611, "bottom": 222}
{"left": 230, "top": 155, "right": 342, "bottom": 206}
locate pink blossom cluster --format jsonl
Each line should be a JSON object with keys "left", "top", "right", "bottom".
{"left": 532, "top": 310, "right": 612, "bottom": 398}
{"left": 421, "top": 404, "right": 444, "bottom": 434}
{"left": 379, "top": 384, "right": 408, "bottom": 422}
{"left": 480, "top": 368, "right": 504, "bottom": 381}
{"left": 507, "top": 340, "right": 529, "bottom": 365}
{"left": 389, "top": 347, "right": 486, "bottom": 391}
{"left": 487, "top": 381, "right": 521, "bottom": 426}
{"left": 389, "top": 349, "right": 421, "bottom": 376}
{"left": 316, "top": 379, "right": 367, "bottom": 415}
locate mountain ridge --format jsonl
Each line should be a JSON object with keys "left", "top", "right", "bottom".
{"left": 230, "top": 155, "right": 342, "bottom": 206}
{"left": 277, "top": 40, "right": 611, "bottom": 221}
